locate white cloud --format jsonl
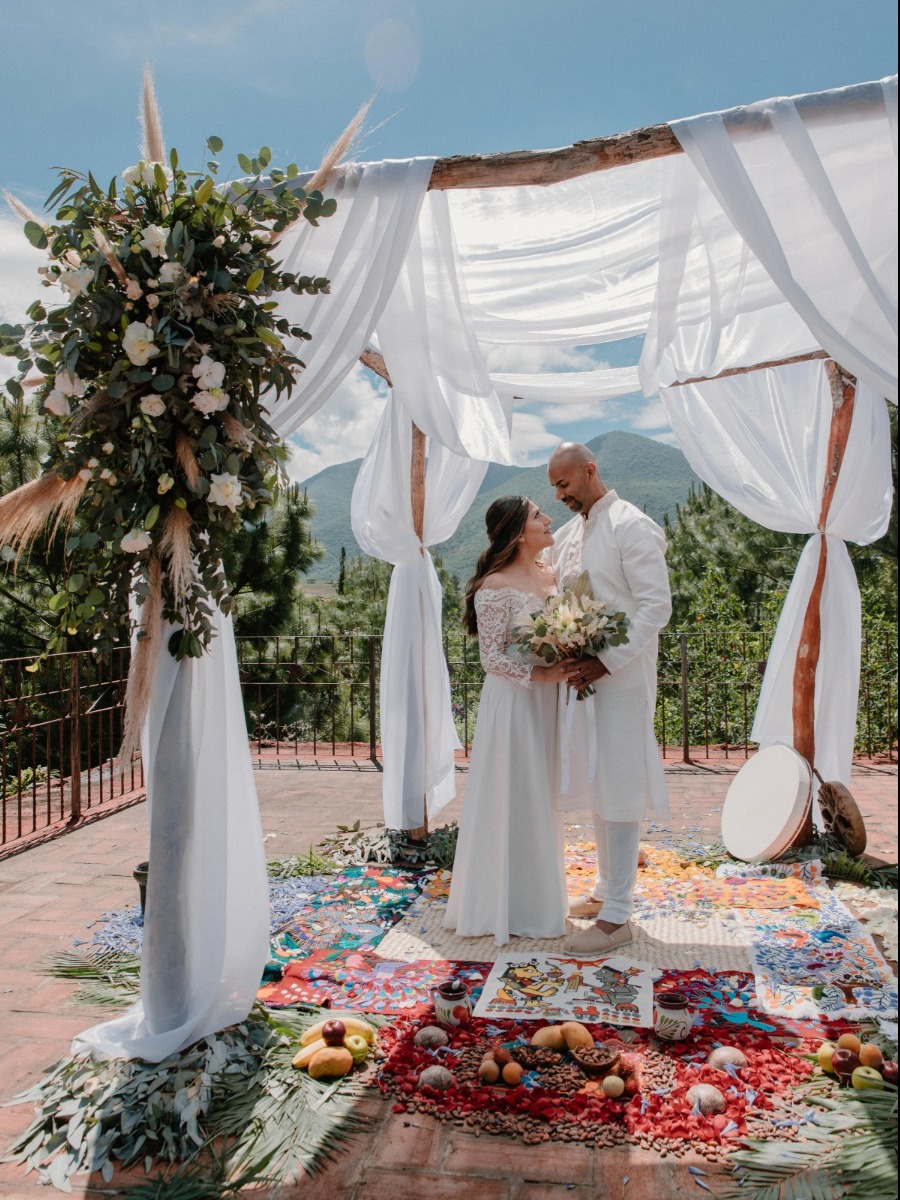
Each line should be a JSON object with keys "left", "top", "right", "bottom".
{"left": 509, "top": 410, "right": 558, "bottom": 465}
{"left": 483, "top": 343, "right": 607, "bottom": 374}
{"left": 287, "top": 363, "right": 387, "bottom": 482}
{"left": 0, "top": 214, "right": 45, "bottom": 325}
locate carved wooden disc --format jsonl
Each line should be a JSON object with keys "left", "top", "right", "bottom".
{"left": 818, "top": 780, "right": 867, "bottom": 856}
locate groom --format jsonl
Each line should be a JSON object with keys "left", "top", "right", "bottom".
{"left": 547, "top": 443, "right": 671, "bottom": 955}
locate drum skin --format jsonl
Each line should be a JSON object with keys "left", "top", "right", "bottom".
{"left": 721, "top": 744, "right": 812, "bottom": 862}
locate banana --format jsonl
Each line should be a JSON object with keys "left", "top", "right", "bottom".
{"left": 299, "top": 1016, "right": 376, "bottom": 1047}
{"left": 291, "top": 1037, "right": 327, "bottom": 1069}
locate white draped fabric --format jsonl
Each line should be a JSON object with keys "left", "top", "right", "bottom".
{"left": 351, "top": 393, "right": 500, "bottom": 828}
{"left": 266, "top": 157, "right": 435, "bottom": 436}
{"left": 661, "top": 361, "right": 893, "bottom": 790}
{"left": 74, "top": 611, "right": 269, "bottom": 1062}
{"left": 667, "top": 77, "right": 898, "bottom": 400}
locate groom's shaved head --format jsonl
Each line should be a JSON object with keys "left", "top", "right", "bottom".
{"left": 548, "top": 442, "right": 606, "bottom": 515}
{"left": 548, "top": 442, "right": 596, "bottom": 471}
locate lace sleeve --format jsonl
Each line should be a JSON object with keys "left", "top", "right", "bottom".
{"left": 474, "top": 589, "right": 533, "bottom": 688}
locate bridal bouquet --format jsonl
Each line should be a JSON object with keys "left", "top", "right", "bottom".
{"left": 514, "top": 571, "right": 629, "bottom": 699}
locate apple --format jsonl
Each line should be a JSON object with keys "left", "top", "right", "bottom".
{"left": 817, "top": 1041, "right": 837, "bottom": 1073}
{"left": 851, "top": 1066, "right": 884, "bottom": 1090}
{"left": 321, "top": 1019, "right": 347, "bottom": 1046}
{"left": 836, "top": 1032, "right": 861, "bottom": 1054}
{"left": 343, "top": 1034, "right": 370, "bottom": 1064}
{"left": 858, "top": 1043, "right": 884, "bottom": 1070}
{"left": 830, "top": 1047, "right": 860, "bottom": 1084}
{"left": 879, "top": 1060, "right": 899, "bottom": 1087}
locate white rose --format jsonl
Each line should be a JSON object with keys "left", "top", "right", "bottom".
{"left": 43, "top": 390, "right": 71, "bottom": 418}
{"left": 146, "top": 294, "right": 160, "bottom": 309}
{"left": 240, "top": 242, "right": 252, "bottom": 253}
{"left": 158, "top": 262, "right": 184, "bottom": 285}
{"left": 125, "top": 279, "right": 143, "bottom": 300}
{"left": 78, "top": 467, "right": 93, "bottom": 481}
{"left": 212, "top": 235, "right": 225, "bottom": 248}
{"left": 208, "top": 472, "right": 242, "bottom": 512}
{"left": 139, "top": 224, "right": 168, "bottom": 259}
{"left": 54, "top": 369, "right": 84, "bottom": 397}
{"left": 157, "top": 473, "right": 175, "bottom": 494}
{"left": 123, "top": 161, "right": 172, "bottom": 188}
{"left": 139, "top": 395, "right": 166, "bottom": 418}
{"left": 59, "top": 267, "right": 93, "bottom": 298}
{"left": 192, "top": 354, "right": 226, "bottom": 390}
{"left": 102, "top": 442, "right": 114, "bottom": 454}
{"left": 191, "top": 386, "right": 229, "bottom": 414}
{"left": 122, "top": 322, "right": 160, "bottom": 366}
{"left": 120, "top": 529, "right": 153, "bottom": 553}
{"left": 100, "top": 468, "right": 112, "bottom": 480}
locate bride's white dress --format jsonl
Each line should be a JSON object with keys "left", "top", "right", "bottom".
{"left": 444, "top": 585, "right": 567, "bottom": 945}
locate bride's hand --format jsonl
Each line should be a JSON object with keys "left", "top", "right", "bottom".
{"left": 533, "top": 659, "right": 574, "bottom": 683}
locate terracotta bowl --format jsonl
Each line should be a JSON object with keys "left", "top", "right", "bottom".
{"left": 570, "top": 1044, "right": 620, "bottom": 1077}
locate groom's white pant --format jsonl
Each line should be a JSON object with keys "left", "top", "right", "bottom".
{"left": 588, "top": 816, "right": 640, "bottom": 924}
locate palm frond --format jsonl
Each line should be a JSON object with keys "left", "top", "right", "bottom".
{"left": 719, "top": 1087, "right": 898, "bottom": 1200}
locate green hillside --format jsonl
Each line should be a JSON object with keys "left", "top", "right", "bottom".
{"left": 300, "top": 431, "right": 701, "bottom": 583}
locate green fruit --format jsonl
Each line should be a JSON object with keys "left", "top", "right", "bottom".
{"left": 817, "top": 1041, "right": 837, "bottom": 1073}
{"left": 851, "top": 1066, "right": 884, "bottom": 1090}
{"left": 344, "top": 1033, "right": 369, "bottom": 1064}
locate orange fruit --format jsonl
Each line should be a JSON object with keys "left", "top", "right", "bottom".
{"left": 858, "top": 1043, "right": 884, "bottom": 1069}
{"left": 837, "top": 1033, "right": 862, "bottom": 1054}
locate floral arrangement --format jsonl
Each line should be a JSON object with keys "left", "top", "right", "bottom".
{"left": 514, "top": 571, "right": 629, "bottom": 699}
{"left": 0, "top": 115, "right": 336, "bottom": 680}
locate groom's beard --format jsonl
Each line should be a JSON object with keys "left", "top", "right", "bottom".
{"left": 561, "top": 497, "right": 584, "bottom": 512}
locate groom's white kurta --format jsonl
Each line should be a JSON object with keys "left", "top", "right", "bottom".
{"left": 550, "top": 490, "right": 671, "bottom": 821}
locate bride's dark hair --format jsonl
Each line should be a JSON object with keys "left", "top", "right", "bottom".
{"left": 463, "top": 496, "right": 530, "bottom": 636}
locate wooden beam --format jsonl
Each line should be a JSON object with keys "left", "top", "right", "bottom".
{"left": 359, "top": 346, "right": 392, "bottom": 387}
{"left": 428, "top": 123, "right": 682, "bottom": 190}
{"left": 407, "top": 420, "right": 429, "bottom": 842}
{"left": 668, "top": 350, "right": 829, "bottom": 388}
{"left": 791, "top": 360, "right": 856, "bottom": 842}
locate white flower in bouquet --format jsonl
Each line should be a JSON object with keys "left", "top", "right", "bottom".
{"left": 208, "top": 472, "right": 242, "bottom": 511}
{"left": 515, "top": 571, "right": 629, "bottom": 699}
{"left": 122, "top": 321, "right": 160, "bottom": 366}
{"left": 139, "top": 224, "right": 168, "bottom": 259}
{"left": 58, "top": 267, "right": 94, "bottom": 298}
{"left": 125, "top": 278, "right": 143, "bottom": 300}
{"left": 158, "top": 261, "right": 184, "bottom": 285}
{"left": 192, "top": 355, "right": 226, "bottom": 390}
{"left": 139, "top": 395, "right": 166, "bottom": 418}
{"left": 54, "top": 368, "right": 84, "bottom": 398}
{"left": 43, "top": 390, "right": 71, "bottom": 418}
{"left": 120, "top": 529, "right": 153, "bottom": 553}
{"left": 122, "top": 160, "right": 173, "bottom": 188}
{"left": 191, "top": 387, "right": 229, "bottom": 415}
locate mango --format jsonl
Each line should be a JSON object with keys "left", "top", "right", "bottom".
{"left": 308, "top": 1045, "right": 354, "bottom": 1080}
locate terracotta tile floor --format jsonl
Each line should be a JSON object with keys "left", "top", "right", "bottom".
{"left": 0, "top": 761, "right": 895, "bottom": 1198}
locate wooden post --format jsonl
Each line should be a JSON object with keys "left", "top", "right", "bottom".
{"left": 791, "top": 360, "right": 856, "bottom": 840}
{"left": 408, "top": 421, "right": 429, "bottom": 842}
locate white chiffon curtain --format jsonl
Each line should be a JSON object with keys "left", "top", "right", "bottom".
{"left": 661, "top": 361, "right": 893, "bottom": 791}
{"left": 74, "top": 611, "right": 269, "bottom": 1061}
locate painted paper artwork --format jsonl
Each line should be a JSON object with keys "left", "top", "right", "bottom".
{"left": 472, "top": 953, "right": 654, "bottom": 1027}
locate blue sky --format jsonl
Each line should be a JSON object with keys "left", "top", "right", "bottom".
{"left": 1, "top": 0, "right": 896, "bottom": 478}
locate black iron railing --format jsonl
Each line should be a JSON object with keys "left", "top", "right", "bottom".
{"left": 0, "top": 625, "right": 895, "bottom": 850}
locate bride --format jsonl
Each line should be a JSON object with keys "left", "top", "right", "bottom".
{"left": 444, "top": 496, "right": 570, "bottom": 945}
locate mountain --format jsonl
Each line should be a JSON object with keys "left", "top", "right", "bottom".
{"left": 299, "top": 431, "right": 701, "bottom": 583}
